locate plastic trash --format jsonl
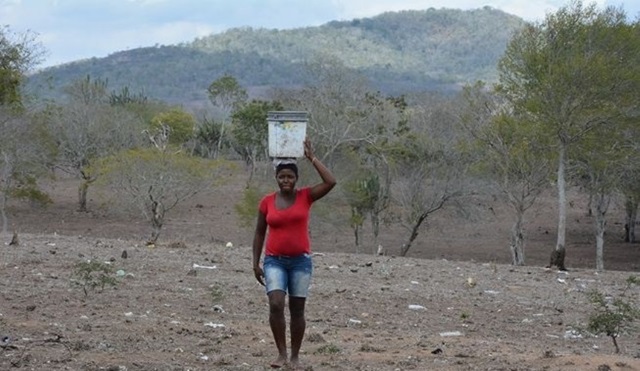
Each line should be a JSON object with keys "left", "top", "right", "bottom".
{"left": 439, "top": 331, "right": 463, "bottom": 337}
{"left": 193, "top": 263, "right": 217, "bottom": 270}
{"left": 204, "top": 322, "right": 225, "bottom": 328}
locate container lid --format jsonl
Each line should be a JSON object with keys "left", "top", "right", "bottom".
{"left": 267, "top": 111, "right": 309, "bottom": 122}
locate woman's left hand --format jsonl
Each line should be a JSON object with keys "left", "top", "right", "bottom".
{"left": 304, "top": 138, "right": 314, "bottom": 161}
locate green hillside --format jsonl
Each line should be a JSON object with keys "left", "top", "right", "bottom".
{"left": 26, "top": 7, "right": 525, "bottom": 106}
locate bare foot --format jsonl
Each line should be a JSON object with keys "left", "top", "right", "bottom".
{"left": 288, "top": 358, "right": 307, "bottom": 370}
{"left": 270, "top": 355, "right": 287, "bottom": 368}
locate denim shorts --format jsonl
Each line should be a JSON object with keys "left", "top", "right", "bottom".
{"left": 263, "top": 254, "right": 313, "bottom": 298}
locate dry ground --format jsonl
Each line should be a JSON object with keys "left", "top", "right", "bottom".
{"left": 1, "top": 169, "right": 640, "bottom": 370}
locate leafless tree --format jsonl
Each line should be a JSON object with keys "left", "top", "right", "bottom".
{"left": 393, "top": 97, "right": 471, "bottom": 257}
{"left": 458, "top": 83, "right": 551, "bottom": 265}
{"left": 49, "top": 77, "right": 145, "bottom": 211}
{"left": 276, "top": 56, "right": 377, "bottom": 169}
{"left": 96, "top": 130, "right": 233, "bottom": 244}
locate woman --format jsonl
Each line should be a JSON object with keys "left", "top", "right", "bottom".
{"left": 252, "top": 138, "right": 336, "bottom": 370}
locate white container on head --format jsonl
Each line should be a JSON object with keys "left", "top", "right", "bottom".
{"left": 267, "top": 111, "right": 308, "bottom": 158}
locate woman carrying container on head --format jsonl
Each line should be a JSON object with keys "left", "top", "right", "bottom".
{"left": 252, "top": 138, "right": 336, "bottom": 370}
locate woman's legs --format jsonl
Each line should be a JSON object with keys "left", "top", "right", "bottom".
{"left": 268, "top": 290, "right": 287, "bottom": 368}
{"left": 289, "top": 296, "right": 306, "bottom": 368}
{"left": 264, "top": 255, "right": 312, "bottom": 369}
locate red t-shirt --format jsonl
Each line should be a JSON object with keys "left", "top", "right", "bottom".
{"left": 259, "top": 187, "right": 314, "bottom": 257}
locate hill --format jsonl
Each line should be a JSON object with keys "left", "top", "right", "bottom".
{"left": 25, "top": 7, "right": 525, "bottom": 107}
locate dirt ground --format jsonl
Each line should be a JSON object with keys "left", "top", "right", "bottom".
{"left": 1, "top": 169, "right": 640, "bottom": 370}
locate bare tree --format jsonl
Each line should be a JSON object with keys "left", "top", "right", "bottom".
{"left": 50, "top": 76, "right": 145, "bottom": 211}
{"left": 96, "top": 131, "right": 233, "bottom": 244}
{"left": 342, "top": 93, "right": 408, "bottom": 251}
{"left": 459, "top": 82, "right": 551, "bottom": 265}
{"left": 393, "top": 98, "right": 471, "bottom": 257}
{"left": 394, "top": 148, "right": 467, "bottom": 257}
{"left": 276, "top": 56, "right": 376, "bottom": 168}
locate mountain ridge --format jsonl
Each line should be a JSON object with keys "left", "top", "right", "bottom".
{"left": 26, "top": 7, "right": 526, "bottom": 106}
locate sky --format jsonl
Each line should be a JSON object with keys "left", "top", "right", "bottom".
{"left": 2, "top": 0, "right": 639, "bottom": 69}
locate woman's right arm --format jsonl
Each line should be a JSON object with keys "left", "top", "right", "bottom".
{"left": 252, "top": 211, "right": 267, "bottom": 286}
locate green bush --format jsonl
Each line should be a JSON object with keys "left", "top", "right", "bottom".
{"left": 70, "top": 260, "right": 119, "bottom": 297}
{"left": 586, "top": 276, "right": 640, "bottom": 353}
{"left": 314, "top": 343, "right": 341, "bottom": 355}
{"left": 234, "top": 185, "right": 263, "bottom": 229}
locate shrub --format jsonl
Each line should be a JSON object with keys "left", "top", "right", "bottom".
{"left": 314, "top": 343, "right": 341, "bottom": 355}
{"left": 234, "top": 185, "right": 263, "bottom": 229}
{"left": 70, "top": 260, "right": 119, "bottom": 296}
{"left": 586, "top": 276, "right": 640, "bottom": 353}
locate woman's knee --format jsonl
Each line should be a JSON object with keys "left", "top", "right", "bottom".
{"left": 268, "top": 291, "right": 286, "bottom": 314}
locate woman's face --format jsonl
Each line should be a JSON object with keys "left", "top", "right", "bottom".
{"left": 276, "top": 169, "right": 297, "bottom": 192}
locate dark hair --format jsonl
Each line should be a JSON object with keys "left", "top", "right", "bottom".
{"left": 275, "top": 163, "right": 298, "bottom": 178}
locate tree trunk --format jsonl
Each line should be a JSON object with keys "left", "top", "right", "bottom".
{"left": 249, "top": 155, "right": 256, "bottom": 185}
{"left": 552, "top": 145, "right": 567, "bottom": 270}
{"left": 548, "top": 246, "right": 566, "bottom": 271}
{"left": 400, "top": 214, "right": 427, "bottom": 257}
{"left": 371, "top": 213, "right": 380, "bottom": 254}
{"left": 245, "top": 153, "right": 255, "bottom": 188}
{"left": 624, "top": 198, "right": 638, "bottom": 243}
{"left": 78, "top": 181, "right": 89, "bottom": 212}
{"left": 148, "top": 198, "right": 165, "bottom": 245}
{"left": 594, "top": 192, "right": 611, "bottom": 271}
{"left": 0, "top": 193, "right": 7, "bottom": 235}
{"left": 510, "top": 210, "right": 525, "bottom": 266}
{"left": 149, "top": 224, "right": 162, "bottom": 245}
{"left": 350, "top": 207, "right": 364, "bottom": 251}
{"left": 611, "top": 335, "right": 620, "bottom": 354}
{"left": 215, "top": 122, "right": 226, "bottom": 159}
{"left": 78, "top": 173, "right": 96, "bottom": 212}
{"left": 595, "top": 212, "right": 605, "bottom": 271}
{"left": 1, "top": 152, "right": 11, "bottom": 235}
